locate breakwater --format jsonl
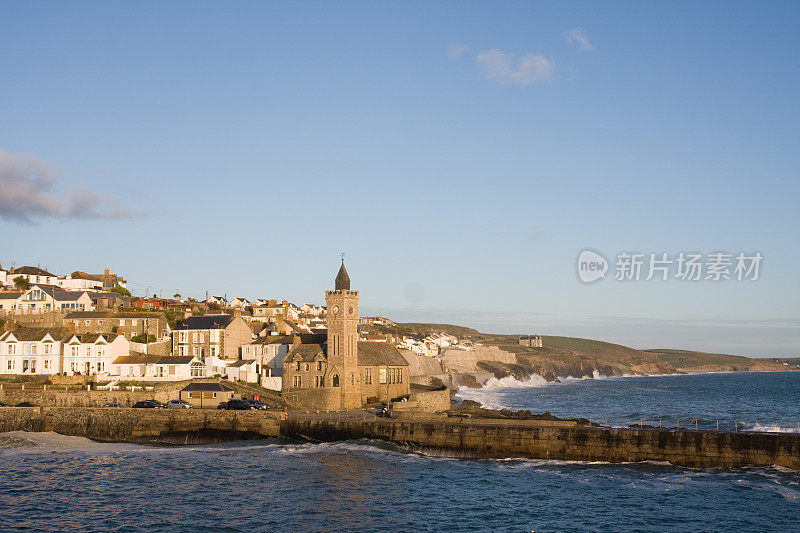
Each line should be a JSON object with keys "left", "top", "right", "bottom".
{"left": 1, "top": 407, "right": 798, "bottom": 468}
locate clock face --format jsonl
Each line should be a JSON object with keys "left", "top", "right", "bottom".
{"left": 332, "top": 305, "right": 340, "bottom": 315}
{"left": 348, "top": 306, "right": 354, "bottom": 315}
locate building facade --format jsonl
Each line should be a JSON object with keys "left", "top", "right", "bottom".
{"left": 282, "top": 262, "right": 410, "bottom": 410}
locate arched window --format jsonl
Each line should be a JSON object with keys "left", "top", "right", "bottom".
{"left": 332, "top": 374, "right": 339, "bottom": 387}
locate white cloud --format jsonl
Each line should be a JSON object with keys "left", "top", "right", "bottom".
{"left": 0, "top": 148, "right": 137, "bottom": 223}
{"left": 565, "top": 27, "right": 594, "bottom": 51}
{"left": 474, "top": 49, "right": 555, "bottom": 86}
{"left": 447, "top": 43, "right": 468, "bottom": 58}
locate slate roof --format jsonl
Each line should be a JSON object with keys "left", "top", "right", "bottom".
{"left": 113, "top": 355, "right": 196, "bottom": 365}
{"left": 285, "top": 343, "right": 326, "bottom": 363}
{"left": 181, "top": 382, "right": 234, "bottom": 392}
{"left": 249, "top": 334, "right": 294, "bottom": 346}
{"left": 0, "top": 292, "right": 23, "bottom": 300}
{"left": 357, "top": 341, "right": 408, "bottom": 367}
{"left": 283, "top": 340, "right": 408, "bottom": 367}
{"left": 64, "top": 333, "right": 119, "bottom": 344}
{"left": 174, "top": 315, "right": 235, "bottom": 330}
{"left": 228, "top": 360, "right": 250, "bottom": 367}
{"left": 65, "top": 311, "right": 112, "bottom": 319}
{"left": 0, "top": 328, "right": 67, "bottom": 342}
{"left": 15, "top": 266, "right": 55, "bottom": 276}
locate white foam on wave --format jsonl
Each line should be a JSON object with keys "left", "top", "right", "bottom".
{"left": 455, "top": 374, "right": 549, "bottom": 409}
{"left": 748, "top": 424, "right": 800, "bottom": 434}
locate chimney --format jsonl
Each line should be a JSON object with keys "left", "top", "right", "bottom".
{"left": 233, "top": 308, "right": 242, "bottom": 318}
{"left": 185, "top": 309, "right": 193, "bottom": 318}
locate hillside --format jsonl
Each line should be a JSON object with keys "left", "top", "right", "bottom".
{"left": 473, "top": 334, "right": 674, "bottom": 380}
{"left": 645, "top": 349, "right": 798, "bottom": 372}
{"left": 373, "top": 322, "right": 797, "bottom": 382}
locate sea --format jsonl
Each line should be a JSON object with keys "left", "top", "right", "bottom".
{"left": 1, "top": 372, "right": 799, "bottom": 532}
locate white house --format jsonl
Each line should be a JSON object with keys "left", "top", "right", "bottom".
{"left": 241, "top": 334, "right": 292, "bottom": 380}
{"left": 205, "top": 296, "right": 227, "bottom": 306}
{"left": 6, "top": 266, "right": 58, "bottom": 287}
{"left": 112, "top": 354, "right": 205, "bottom": 381}
{"left": 0, "top": 285, "right": 93, "bottom": 315}
{"left": 0, "top": 328, "right": 64, "bottom": 375}
{"left": 62, "top": 333, "right": 130, "bottom": 377}
{"left": 57, "top": 272, "right": 104, "bottom": 291}
{"left": 229, "top": 297, "right": 250, "bottom": 310}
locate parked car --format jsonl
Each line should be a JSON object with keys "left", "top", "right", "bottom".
{"left": 132, "top": 400, "right": 166, "bottom": 409}
{"left": 247, "top": 400, "right": 270, "bottom": 410}
{"left": 15, "top": 402, "right": 37, "bottom": 408}
{"left": 103, "top": 402, "right": 124, "bottom": 408}
{"left": 223, "top": 398, "right": 255, "bottom": 411}
{"left": 216, "top": 401, "right": 228, "bottom": 410}
{"left": 166, "top": 399, "right": 192, "bottom": 409}
{"left": 0, "top": 402, "right": 7, "bottom": 407}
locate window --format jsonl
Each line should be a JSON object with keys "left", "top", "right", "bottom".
{"left": 22, "top": 360, "right": 29, "bottom": 373}
{"left": 192, "top": 332, "right": 198, "bottom": 343}
{"left": 7, "top": 344, "right": 14, "bottom": 355}
{"left": 85, "top": 320, "right": 91, "bottom": 326}
{"left": 332, "top": 374, "right": 339, "bottom": 387}
{"left": 365, "top": 368, "right": 372, "bottom": 385}
{"left": 210, "top": 330, "right": 219, "bottom": 343}
{"left": 31, "top": 360, "right": 36, "bottom": 373}
{"left": 23, "top": 344, "right": 29, "bottom": 355}
{"left": 31, "top": 344, "right": 37, "bottom": 355}
{"left": 305, "top": 363, "right": 310, "bottom": 372}
{"left": 193, "top": 347, "right": 199, "bottom": 356}
{"left": 317, "top": 361, "right": 322, "bottom": 371}
{"left": 156, "top": 366, "right": 164, "bottom": 377}
{"left": 85, "top": 347, "right": 91, "bottom": 357}
{"left": 98, "top": 362, "right": 104, "bottom": 373}
{"left": 44, "top": 344, "right": 52, "bottom": 355}
{"left": 7, "top": 360, "right": 12, "bottom": 370}
{"left": 296, "top": 362, "right": 301, "bottom": 371}
{"left": 44, "top": 360, "right": 49, "bottom": 370}
{"left": 191, "top": 362, "right": 205, "bottom": 377}
{"left": 188, "top": 392, "right": 193, "bottom": 399}
{"left": 198, "top": 332, "right": 204, "bottom": 343}
{"left": 132, "top": 319, "right": 138, "bottom": 326}
{"left": 212, "top": 392, "right": 217, "bottom": 398}
{"left": 178, "top": 331, "right": 187, "bottom": 343}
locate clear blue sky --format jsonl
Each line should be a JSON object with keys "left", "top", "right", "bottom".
{"left": 1, "top": 2, "right": 798, "bottom": 357}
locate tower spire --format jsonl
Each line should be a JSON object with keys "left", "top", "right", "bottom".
{"left": 335, "top": 256, "right": 350, "bottom": 290}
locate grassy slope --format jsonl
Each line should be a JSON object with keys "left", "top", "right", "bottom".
{"left": 388, "top": 324, "right": 795, "bottom": 376}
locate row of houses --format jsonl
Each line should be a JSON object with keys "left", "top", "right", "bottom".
{"left": 0, "top": 264, "right": 126, "bottom": 292}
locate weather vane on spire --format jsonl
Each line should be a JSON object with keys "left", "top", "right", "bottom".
{"left": 341, "top": 252, "right": 345, "bottom": 263}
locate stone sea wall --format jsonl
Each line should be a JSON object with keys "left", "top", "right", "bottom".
{"left": 2, "top": 407, "right": 798, "bottom": 469}
{"left": 282, "top": 418, "right": 800, "bottom": 469}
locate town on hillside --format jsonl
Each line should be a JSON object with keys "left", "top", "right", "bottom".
{"left": 0, "top": 260, "right": 544, "bottom": 411}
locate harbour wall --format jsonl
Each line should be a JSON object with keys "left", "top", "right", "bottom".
{"left": 283, "top": 418, "right": 800, "bottom": 469}
{"left": 1, "top": 407, "right": 798, "bottom": 469}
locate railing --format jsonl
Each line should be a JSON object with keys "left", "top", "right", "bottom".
{"left": 597, "top": 417, "right": 800, "bottom": 434}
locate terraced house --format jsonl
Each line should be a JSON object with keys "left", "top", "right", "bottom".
{"left": 172, "top": 314, "right": 252, "bottom": 360}
{"left": 62, "top": 333, "right": 130, "bottom": 377}
{"left": 0, "top": 328, "right": 66, "bottom": 375}
{"left": 64, "top": 311, "right": 169, "bottom": 340}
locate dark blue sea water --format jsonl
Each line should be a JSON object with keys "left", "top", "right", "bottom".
{"left": 456, "top": 371, "right": 800, "bottom": 433}
{"left": 1, "top": 372, "right": 799, "bottom": 532}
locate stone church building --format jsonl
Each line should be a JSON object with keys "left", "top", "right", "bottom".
{"left": 282, "top": 261, "right": 410, "bottom": 410}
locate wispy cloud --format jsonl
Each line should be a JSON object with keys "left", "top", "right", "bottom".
{"left": 565, "top": 27, "right": 594, "bottom": 51}
{"left": 474, "top": 49, "right": 555, "bottom": 86}
{"left": 0, "top": 148, "right": 138, "bottom": 224}
{"left": 447, "top": 43, "right": 468, "bottom": 58}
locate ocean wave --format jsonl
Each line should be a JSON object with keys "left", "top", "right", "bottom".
{"left": 747, "top": 423, "right": 800, "bottom": 434}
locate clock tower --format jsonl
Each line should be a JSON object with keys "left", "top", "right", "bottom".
{"left": 325, "top": 259, "right": 360, "bottom": 409}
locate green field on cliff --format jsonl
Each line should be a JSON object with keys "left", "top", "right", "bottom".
{"left": 389, "top": 323, "right": 797, "bottom": 375}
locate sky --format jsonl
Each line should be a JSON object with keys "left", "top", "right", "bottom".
{"left": 1, "top": 1, "right": 799, "bottom": 357}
